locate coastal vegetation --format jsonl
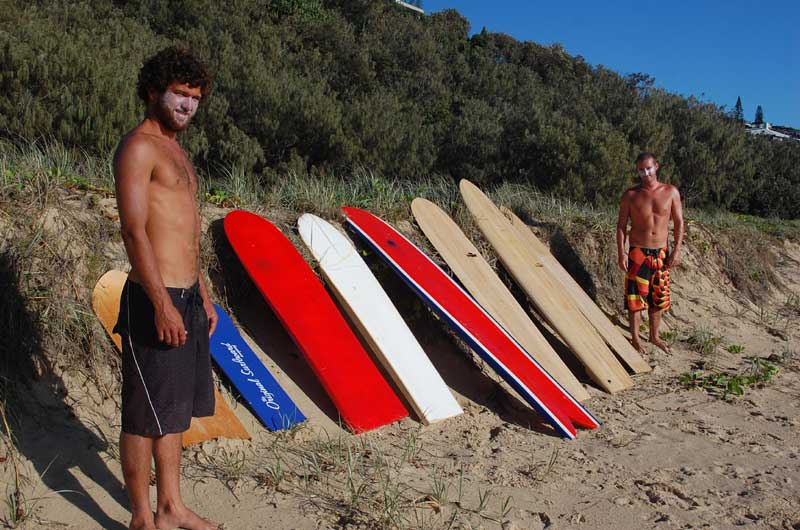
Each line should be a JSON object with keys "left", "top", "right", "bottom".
{"left": 2, "top": 0, "right": 799, "bottom": 218}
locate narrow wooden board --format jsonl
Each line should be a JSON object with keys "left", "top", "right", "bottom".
{"left": 298, "top": 214, "right": 463, "bottom": 424}
{"left": 342, "top": 206, "right": 599, "bottom": 440}
{"left": 91, "top": 270, "right": 251, "bottom": 447}
{"left": 411, "top": 198, "right": 590, "bottom": 401}
{"left": 224, "top": 210, "right": 407, "bottom": 433}
{"left": 501, "top": 207, "right": 652, "bottom": 373}
{"left": 460, "top": 180, "right": 633, "bottom": 393}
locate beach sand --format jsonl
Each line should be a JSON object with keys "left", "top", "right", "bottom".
{"left": 2, "top": 204, "right": 798, "bottom": 530}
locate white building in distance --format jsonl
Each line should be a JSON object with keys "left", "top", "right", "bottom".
{"left": 745, "top": 122, "right": 793, "bottom": 141}
{"left": 395, "top": 1, "right": 424, "bottom": 14}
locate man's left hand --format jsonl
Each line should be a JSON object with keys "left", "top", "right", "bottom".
{"left": 204, "top": 301, "right": 218, "bottom": 337}
{"left": 666, "top": 253, "right": 681, "bottom": 269}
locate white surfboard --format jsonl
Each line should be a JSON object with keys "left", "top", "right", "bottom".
{"left": 298, "top": 213, "right": 463, "bottom": 424}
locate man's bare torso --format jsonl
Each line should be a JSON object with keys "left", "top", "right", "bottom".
{"left": 119, "top": 126, "right": 201, "bottom": 288}
{"left": 623, "top": 182, "right": 676, "bottom": 248}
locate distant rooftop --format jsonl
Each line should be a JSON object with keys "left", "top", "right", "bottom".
{"left": 745, "top": 122, "right": 793, "bottom": 141}
{"left": 394, "top": 0, "right": 424, "bottom": 14}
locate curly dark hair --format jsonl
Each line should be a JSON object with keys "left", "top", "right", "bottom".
{"left": 136, "top": 46, "right": 213, "bottom": 104}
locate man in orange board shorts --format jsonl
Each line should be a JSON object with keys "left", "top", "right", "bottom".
{"left": 616, "top": 152, "right": 684, "bottom": 354}
{"left": 113, "top": 47, "right": 220, "bottom": 530}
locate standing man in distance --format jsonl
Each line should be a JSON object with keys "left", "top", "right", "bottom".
{"left": 616, "top": 152, "right": 684, "bottom": 354}
{"left": 113, "top": 47, "right": 220, "bottom": 530}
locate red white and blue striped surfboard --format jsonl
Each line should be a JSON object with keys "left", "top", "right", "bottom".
{"left": 342, "top": 207, "right": 599, "bottom": 439}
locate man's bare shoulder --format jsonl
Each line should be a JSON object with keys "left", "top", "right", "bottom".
{"left": 621, "top": 185, "right": 642, "bottom": 199}
{"left": 660, "top": 183, "right": 681, "bottom": 197}
{"left": 115, "top": 128, "right": 158, "bottom": 159}
{"left": 113, "top": 127, "right": 162, "bottom": 179}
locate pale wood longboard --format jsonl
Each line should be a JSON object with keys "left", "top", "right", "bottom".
{"left": 460, "top": 180, "right": 633, "bottom": 393}
{"left": 298, "top": 214, "right": 463, "bottom": 424}
{"left": 500, "top": 207, "right": 651, "bottom": 373}
{"left": 92, "top": 270, "right": 250, "bottom": 447}
{"left": 411, "top": 198, "right": 591, "bottom": 401}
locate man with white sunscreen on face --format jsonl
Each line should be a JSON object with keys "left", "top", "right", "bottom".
{"left": 616, "top": 152, "right": 685, "bottom": 355}
{"left": 113, "top": 46, "right": 221, "bottom": 530}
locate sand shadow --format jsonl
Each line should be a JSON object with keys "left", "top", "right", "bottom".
{"left": 511, "top": 210, "right": 598, "bottom": 300}
{"left": 207, "top": 219, "right": 342, "bottom": 427}
{"left": 489, "top": 260, "right": 594, "bottom": 386}
{"left": 342, "top": 224, "right": 560, "bottom": 437}
{"left": 501, "top": 208, "right": 636, "bottom": 350}
{"left": 0, "top": 252, "right": 128, "bottom": 529}
{"left": 549, "top": 228, "right": 598, "bottom": 300}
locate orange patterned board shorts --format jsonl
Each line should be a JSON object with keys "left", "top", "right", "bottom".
{"left": 625, "top": 246, "right": 670, "bottom": 312}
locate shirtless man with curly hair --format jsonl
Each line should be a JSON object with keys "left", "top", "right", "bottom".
{"left": 113, "top": 46, "right": 220, "bottom": 530}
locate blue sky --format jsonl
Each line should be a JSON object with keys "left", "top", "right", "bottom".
{"left": 422, "top": 1, "right": 800, "bottom": 128}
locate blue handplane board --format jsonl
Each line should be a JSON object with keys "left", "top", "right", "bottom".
{"left": 210, "top": 304, "right": 306, "bottom": 430}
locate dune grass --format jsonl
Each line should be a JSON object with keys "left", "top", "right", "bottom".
{"left": 180, "top": 426, "right": 516, "bottom": 529}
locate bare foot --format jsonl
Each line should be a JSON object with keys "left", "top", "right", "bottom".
{"left": 155, "top": 504, "right": 221, "bottom": 530}
{"left": 631, "top": 338, "right": 646, "bottom": 354}
{"left": 651, "top": 337, "right": 671, "bottom": 354}
{"left": 130, "top": 517, "right": 157, "bottom": 530}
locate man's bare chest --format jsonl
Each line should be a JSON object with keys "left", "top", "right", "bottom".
{"left": 631, "top": 190, "right": 671, "bottom": 217}
{"left": 151, "top": 151, "right": 198, "bottom": 193}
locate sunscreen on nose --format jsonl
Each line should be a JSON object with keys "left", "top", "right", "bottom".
{"left": 161, "top": 91, "right": 199, "bottom": 122}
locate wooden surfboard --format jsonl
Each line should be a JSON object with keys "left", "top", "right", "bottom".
{"left": 342, "top": 206, "right": 599, "bottom": 440}
{"left": 210, "top": 304, "right": 306, "bottom": 430}
{"left": 500, "top": 207, "right": 651, "bottom": 373}
{"left": 411, "top": 198, "right": 590, "bottom": 401}
{"left": 224, "top": 210, "right": 407, "bottom": 433}
{"left": 298, "top": 213, "right": 463, "bottom": 424}
{"left": 459, "top": 180, "right": 633, "bottom": 393}
{"left": 91, "top": 270, "right": 251, "bottom": 447}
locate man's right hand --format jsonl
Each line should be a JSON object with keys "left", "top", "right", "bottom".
{"left": 618, "top": 254, "right": 628, "bottom": 272}
{"left": 155, "top": 301, "right": 186, "bottom": 347}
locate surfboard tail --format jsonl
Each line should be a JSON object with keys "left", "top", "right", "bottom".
{"left": 563, "top": 399, "right": 601, "bottom": 430}
{"left": 501, "top": 332, "right": 601, "bottom": 431}
{"left": 519, "top": 363, "right": 600, "bottom": 431}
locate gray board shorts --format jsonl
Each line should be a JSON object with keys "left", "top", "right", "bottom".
{"left": 113, "top": 280, "right": 215, "bottom": 437}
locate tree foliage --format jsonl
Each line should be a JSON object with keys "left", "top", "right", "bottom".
{"left": 1, "top": 0, "right": 798, "bottom": 217}
{"left": 733, "top": 96, "right": 744, "bottom": 122}
{"left": 755, "top": 105, "right": 764, "bottom": 125}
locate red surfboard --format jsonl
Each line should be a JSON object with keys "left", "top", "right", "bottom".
{"left": 342, "top": 207, "right": 599, "bottom": 439}
{"left": 224, "top": 210, "right": 407, "bottom": 433}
